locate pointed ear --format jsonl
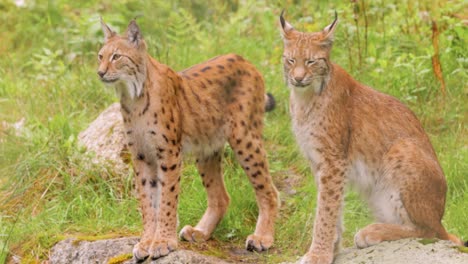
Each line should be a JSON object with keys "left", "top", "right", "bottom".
{"left": 279, "top": 10, "right": 295, "bottom": 40}
{"left": 100, "top": 17, "right": 116, "bottom": 41}
{"left": 126, "top": 19, "right": 143, "bottom": 47}
{"left": 322, "top": 11, "right": 338, "bottom": 44}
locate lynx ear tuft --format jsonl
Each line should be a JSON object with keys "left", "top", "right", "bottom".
{"left": 322, "top": 11, "right": 338, "bottom": 45}
{"left": 100, "top": 17, "right": 116, "bottom": 41}
{"left": 279, "top": 10, "right": 295, "bottom": 40}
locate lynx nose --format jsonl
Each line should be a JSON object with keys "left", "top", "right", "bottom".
{"left": 97, "top": 70, "right": 106, "bottom": 78}
{"left": 294, "top": 76, "right": 304, "bottom": 83}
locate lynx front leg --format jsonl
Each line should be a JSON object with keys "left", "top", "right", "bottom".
{"left": 302, "top": 161, "right": 346, "bottom": 264}
{"left": 132, "top": 160, "right": 159, "bottom": 262}
{"left": 180, "top": 150, "right": 230, "bottom": 242}
{"left": 132, "top": 152, "right": 181, "bottom": 261}
{"left": 147, "top": 145, "right": 182, "bottom": 260}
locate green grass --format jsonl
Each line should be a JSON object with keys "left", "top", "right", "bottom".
{"left": 0, "top": 0, "right": 466, "bottom": 263}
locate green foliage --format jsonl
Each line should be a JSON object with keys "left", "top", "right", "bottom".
{"left": 418, "top": 238, "right": 439, "bottom": 245}
{"left": 456, "top": 246, "right": 468, "bottom": 254}
{"left": 108, "top": 253, "right": 133, "bottom": 264}
{"left": 0, "top": 0, "right": 466, "bottom": 262}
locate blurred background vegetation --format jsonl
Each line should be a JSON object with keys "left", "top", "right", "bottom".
{"left": 0, "top": 0, "right": 466, "bottom": 263}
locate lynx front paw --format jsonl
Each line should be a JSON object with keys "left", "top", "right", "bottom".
{"left": 300, "top": 252, "right": 334, "bottom": 264}
{"left": 179, "top": 225, "right": 209, "bottom": 242}
{"left": 149, "top": 239, "right": 177, "bottom": 260}
{"left": 132, "top": 241, "right": 150, "bottom": 263}
{"left": 354, "top": 228, "right": 382, "bottom": 249}
{"left": 245, "top": 234, "right": 274, "bottom": 252}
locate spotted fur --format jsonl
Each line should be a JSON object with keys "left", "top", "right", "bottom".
{"left": 279, "top": 11, "right": 463, "bottom": 264}
{"left": 97, "top": 19, "right": 278, "bottom": 261}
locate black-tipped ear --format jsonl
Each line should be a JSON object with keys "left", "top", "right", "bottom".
{"left": 323, "top": 11, "right": 338, "bottom": 42}
{"left": 126, "top": 19, "right": 142, "bottom": 47}
{"left": 279, "top": 9, "right": 286, "bottom": 29}
{"left": 279, "top": 9, "right": 294, "bottom": 40}
{"left": 100, "top": 17, "right": 116, "bottom": 41}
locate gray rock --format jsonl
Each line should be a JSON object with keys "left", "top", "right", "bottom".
{"left": 78, "top": 103, "right": 128, "bottom": 173}
{"left": 283, "top": 238, "right": 468, "bottom": 264}
{"left": 49, "top": 237, "right": 468, "bottom": 264}
{"left": 49, "top": 237, "right": 230, "bottom": 264}
{"left": 49, "top": 237, "right": 137, "bottom": 264}
{"left": 334, "top": 238, "right": 468, "bottom": 264}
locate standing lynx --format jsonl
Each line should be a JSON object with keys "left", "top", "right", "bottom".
{"left": 279, "top": 11, "right": 463, "bottom": 264}
{"left": 97, "top": 19, "right": 279, "bottom": 261}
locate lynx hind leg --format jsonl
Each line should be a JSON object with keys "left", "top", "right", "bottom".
{"left": 356, "top": 139, "right": 451, "bottom": 248}
{"left": 354, "top": 223, "right": 432, "bottom": 248}
{"left": 228, "top": 128, "right": 279, "bottom": 252}
{"left": 180, "top": 150, "right": 230, "bottom": 243}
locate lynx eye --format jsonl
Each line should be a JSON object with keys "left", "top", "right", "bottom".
{"left": 306, "top": 60, "right": 316, "bottom": 66}
{"left": 287, "top": 58, "right": 295, "bottom": 65}
{"left": 98, "top": 54, "right": 103, "bottom": 61}
{"left": 112, "top": 54, "right": 122, "bottom": 61}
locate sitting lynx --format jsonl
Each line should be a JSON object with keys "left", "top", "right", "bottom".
{"left": 279, "top": 11, "right": 463, "bottom": 264}
{"left": 97, "top": 19, "right": 279, "bottom": 261}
